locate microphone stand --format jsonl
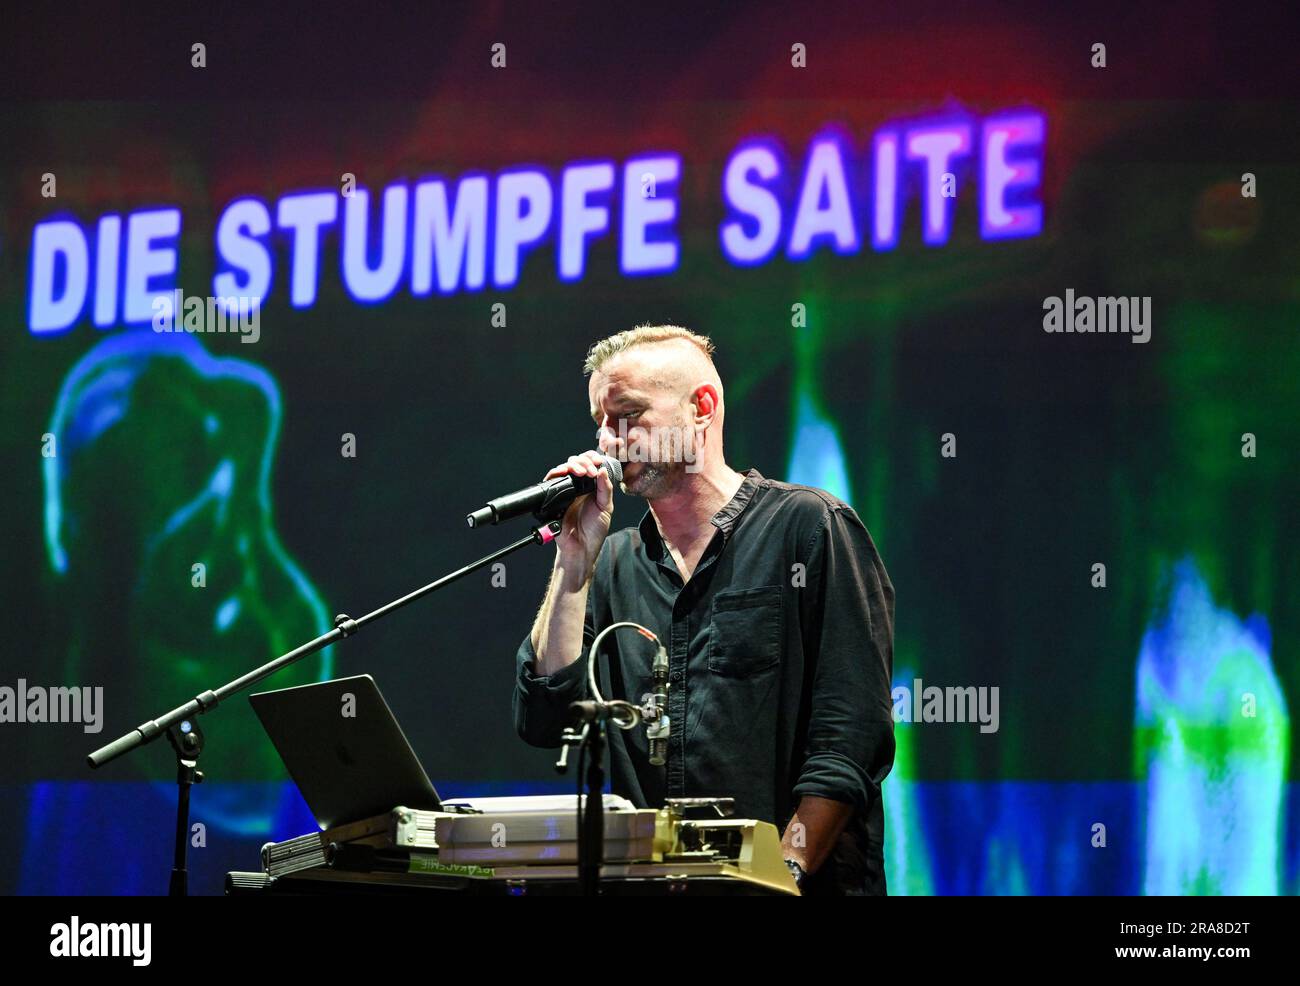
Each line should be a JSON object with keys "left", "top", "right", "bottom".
{"left": 555, "top": 623, "right": 663, "bottom": 897}
{"left": 581, "top": 721, "right": 605, "bottom": 897}
{"left": 87, "top": 519, "right": 563, "bottom": 896}
{"left": 559, "top": 708, "right": 612, "bottom": 897}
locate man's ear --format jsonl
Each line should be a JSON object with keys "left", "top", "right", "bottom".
{"left": 692, "top": 383, "right": 720, "bottom": 425}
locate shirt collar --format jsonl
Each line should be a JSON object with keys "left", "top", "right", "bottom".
{"left": 636, "top": 468, "right": 764, "bottom": 559}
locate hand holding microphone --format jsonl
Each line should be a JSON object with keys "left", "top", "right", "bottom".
{"left": 543, "top": 451, "right": 617, "bottom": 576}
{"left": 467, "top": 450, "right": 620, "bottom": 580}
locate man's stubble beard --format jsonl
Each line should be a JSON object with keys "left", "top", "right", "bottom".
{"left": 623, "top": 418, "right": 698, "bottom": 500}
{"left": 622, "top": 460, "right": 683, "bottom": 500}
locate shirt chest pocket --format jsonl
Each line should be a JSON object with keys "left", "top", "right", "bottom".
{"left": 707, "top": 585, "right": 783, "bottom": 678}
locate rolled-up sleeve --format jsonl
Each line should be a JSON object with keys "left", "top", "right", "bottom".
{"left": 512, "top": 595, "right": 595, "bottom": 748}
{"left": 792, "top": 505, "right": 896, "bottom": 816}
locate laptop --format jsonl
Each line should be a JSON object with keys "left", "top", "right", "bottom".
{"left": 249, "top": 674, "right": 441, "bottom": 830}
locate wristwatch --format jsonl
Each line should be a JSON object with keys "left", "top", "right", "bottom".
{"left": 784, "top": 857, "right": 806, "bottom": 889}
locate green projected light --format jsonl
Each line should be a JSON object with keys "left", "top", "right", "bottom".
{"left": 43, "top": 331, "right": 333, "bottom": 832}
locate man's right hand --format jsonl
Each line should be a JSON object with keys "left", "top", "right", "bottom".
{"left": 543, "top": 450, "right": 614, "bottom": 581}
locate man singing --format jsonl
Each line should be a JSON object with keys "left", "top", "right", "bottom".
{"left": 512, "top": 324, "right": 895, "bottom": 895}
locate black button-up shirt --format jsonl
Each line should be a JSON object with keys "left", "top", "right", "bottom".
{"left": 513, "top": 468, "right": 895, "bottom": 894}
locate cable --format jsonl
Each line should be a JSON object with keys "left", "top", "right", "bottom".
{"left": 586, "top": 621, "right": 660, "bottom": 730}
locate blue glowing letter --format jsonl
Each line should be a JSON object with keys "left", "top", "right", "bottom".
{"left": 720, "top": 143, "right": 782, "bottom": 266}
{"left": 981, "top": 113, "right": 1044, "bottom": 240}
{"left": 905, "top": 123, "right": 972, "bottom": 246}
{"left": 788, "top": 135, "right": 858, "bottom": 258}
{"left": 29, "top": 220, "right": 89, "bottom": 334}
{"left": 872, "top": 130, "right": 901, "bottom": 250}
{"left": 93, "top": 215, "right": 122, "bottom": 327}
{"left": 213, "top": 198, "right": 272, "bottom": 307}
{"left": 123, "top": 208, "right": 181, "bottom": 325}
{"left": 559, "top": 162, "right": 615, "bottom": 281}
{"left": 277, "top": 192, "right": 338, "bottom": 307}
{"left": 342, "top": 184, "right": 408, "bottom": 303}
{"left": 493, "top": 170, "right": 553, "bottom": 289}
{"left": 411, "top": 176, "right": 489, "bottom": 295}
{"left": 621, "top": 155, "right": 680, "bottom": 276}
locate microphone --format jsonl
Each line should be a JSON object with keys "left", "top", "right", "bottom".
{"left": 646, "top": 644, "right": 670, "bottom": 766}
{"left": 466, "top": 454, "right": 623, "bottom": 528}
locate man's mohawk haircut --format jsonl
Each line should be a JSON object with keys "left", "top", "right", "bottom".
{"left": 583, "top": 324, "right": 716, "bottom": 376}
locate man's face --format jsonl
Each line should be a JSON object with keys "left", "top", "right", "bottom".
{"left": 588, "top": 353, "right": 696, "bottom": 499}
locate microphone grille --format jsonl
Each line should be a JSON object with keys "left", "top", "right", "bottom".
{"left": 603, "top": 454, "right": 624, "bottom": 483}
